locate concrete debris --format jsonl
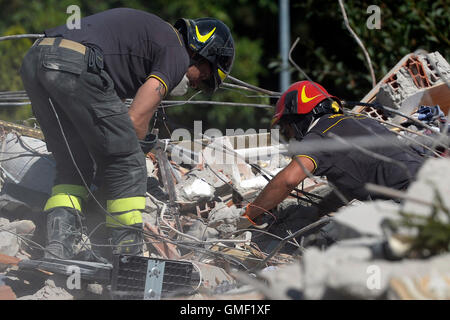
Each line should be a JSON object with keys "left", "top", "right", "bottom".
{"left": 17, "top": 279, "right": 74, "bottom": 300}
{"left": 357, "top": 50, "right": 450, "bottom": 122}
{"left": 207, "top": 202, "right": 241, "bottom": 233}
{"left": 301, "top": 248, "right": 450, "bottom": 300}
{"left": 240, "top": 168, "right": 282, "bottom": 190}
{"left": 0, "top": 230, "right": 20, "bottom": 265}
{"left": 0, "top": 219, "right": 35, "bottom": 236}
{"left": 184, "top": 219, "right": 219, "bottom": 242}
{"left": 0, "top": 52, "right": 449, "bottom": 300}
{"left": 186, "top": 167, "right": 233, "bottom": 197}
{"left": 178, "top": 176, "right": 215, "bottom": 202}
{"left": 0, "top": 133, "right": 55, "bottom": 210}
{"left": 0, "top": 218, "right": 35, "bottom": 271}
{"left": 332, "top": 200, "right": 400, "bottom": 238}
{"left": 402, "top": 157, "right": 450, "bottom": 223}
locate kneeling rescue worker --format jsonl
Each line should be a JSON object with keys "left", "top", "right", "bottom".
{"left": 240, "top": 80, "right": 424, "bottom": 229}
{"left": 20, "top": 8, "right": 235, "bottom": 260}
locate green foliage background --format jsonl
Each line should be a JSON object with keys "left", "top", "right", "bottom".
{"left": 0, "top": 0, "right": 448, "bottom": 134}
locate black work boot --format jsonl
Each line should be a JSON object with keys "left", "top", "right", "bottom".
{"left": 109, "top": 223, "right": 143, "bottom": 256}
{"left": 43, "top": 207, "right": 84, "bottom": 260}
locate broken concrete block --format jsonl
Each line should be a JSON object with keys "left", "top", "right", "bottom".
{"left": 402, "top": 158, "right": 450, "bottom": 223}
{"left": 185, "top": 220, "right": 219, "bottom": 242}
{"left": 377, "top": 67, "right": 420, "bottom": 110}
{"left": 2, "top": 220, "right": 35, "bottom": 236}
{"left": 417, "top": 51, "right": 450, "bottom": 88}
{"left": 298, "top": 244, "right": 450, "bottom": 300}
{"left": 179, "top": 177, "right": 215, "bottom": 202}
{"left": 188, "top": 169, "right": 233, "bottom": 197}
{"left": 202, "top": 136, "right": 242, "bottom": 188}
{"left": 375, "top": 51, "right": 450, "bottom": 111}
{"left": 333, "top": 200, "right": 400, "bottom": 238}
{"left": 0, "top": 231, "right": 19, "bottom": 259}
{"left": 207, "top": 202, "right": 241, "bottom": 235}
{"left": 330, "top": 254, "right": 450, "bottom": 300}
{"left": 0, "top": 219, "right": 35, "bottom": 260}
{"left": 0, "top": 133, "right": 54, "bottom": 192}
{"left": 240, "top": 168, "right": 283, "bottom": 190}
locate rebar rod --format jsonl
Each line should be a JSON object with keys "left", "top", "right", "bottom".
{"left": 0, "top": 34, "right": 44, "bottom": 42}
{"left": 226, "top": 75, "right": 281, "bottom": 97}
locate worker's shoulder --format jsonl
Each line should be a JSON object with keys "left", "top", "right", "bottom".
{"left": 312, "top": 113, "right": 371, "bottom": 135}
{"left": 105, "top": 8, "right": 183, "bottom": 48}
{"left": 103, "top": 7, "right": 156, "bottom": 17}
{"left": 97, "top": 8, "right": 170, "bottom": 28}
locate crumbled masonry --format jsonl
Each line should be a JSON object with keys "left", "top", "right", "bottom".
{"left": 0, "top": 51, "right": 449, "bottom": 300}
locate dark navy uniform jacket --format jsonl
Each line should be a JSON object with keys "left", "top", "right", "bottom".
{"left": 46, "top": 8, "right": 189, "bottom": 99}
{"left": 293, "top": 114, "right": 424, "bottom": 201}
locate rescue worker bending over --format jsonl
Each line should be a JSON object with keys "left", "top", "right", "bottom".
{"left": 240, "top": 81, "right": 424, "bottom": 229}
{"left": 20, "top": 8, "right": 235, "bottom": 260}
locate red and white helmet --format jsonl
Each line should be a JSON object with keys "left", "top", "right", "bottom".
{"left": 272, "top": 81, "right": 340, "bottom": 127}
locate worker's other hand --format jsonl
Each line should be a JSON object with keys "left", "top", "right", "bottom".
{"left": 237, "top": 211, "right": 268, "bottom": 230}
{"left": 139, "top": 133, "right": 158, "bottom": 154}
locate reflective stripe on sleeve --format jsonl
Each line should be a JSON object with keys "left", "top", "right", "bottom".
{"left": 295, "top": 155, "right": 318, "bottom": 172}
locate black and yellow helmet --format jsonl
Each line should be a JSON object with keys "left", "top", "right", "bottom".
{"left": 175, "top": 17, "right": 235, "bottom": 92}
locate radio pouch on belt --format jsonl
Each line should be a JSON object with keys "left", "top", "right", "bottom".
{"left": 87, "top": 46, "right": 104, "bottom": 74}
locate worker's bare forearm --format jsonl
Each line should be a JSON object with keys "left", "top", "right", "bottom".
{"left": 128, "top": 78, "right": 166, "bottom": 139}
{"left": 247, "top": 174, "right": 295, "bottom": 220}
{"left": 246, "top": 156, "right": 315, "bottom": 221}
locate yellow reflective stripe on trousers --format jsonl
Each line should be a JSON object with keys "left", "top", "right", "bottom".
{"left": 105, "top": 210, "right": 143, "bottom": 228}
{"left": 44, "top": 194, "right": 82, "bottom": 211}
{"left": 106, "top": 197, "right": 146, "bottom": 213}
{"left": 51, "top": 184, "right": 88, "bottom": 200}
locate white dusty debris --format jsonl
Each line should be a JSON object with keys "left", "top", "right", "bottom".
{"left": 178, "top": 176, "right": 215, "bottom": 202}
{"left": 18, "top": 279, "right": 74, "bottom": 300}
{"left": 206, "top": 202, "right": 241, "bottom": 234}
{"left": 402, "top": 157, "right": 450, "bottom": 222}
{"left": 0, "top": 217, "right": 35, "bottom": 271}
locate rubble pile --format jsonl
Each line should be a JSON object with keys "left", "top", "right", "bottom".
{"left": 0, "top": 131, "right": 448, "bottom": 300}
{"left": 0, "top": 51, "right": 449, "bottom": 300}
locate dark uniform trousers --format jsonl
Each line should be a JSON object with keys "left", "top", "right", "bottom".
{"left": 20, "top": 37, "right": 146, "bottom": 228}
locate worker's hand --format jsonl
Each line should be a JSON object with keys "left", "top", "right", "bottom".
{"left": 237, "top": 210, "right": 268, "bottom": 230}
{"left": 139, "top": 132, "right": 158, "bottom": 154}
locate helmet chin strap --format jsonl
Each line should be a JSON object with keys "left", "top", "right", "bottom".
{"left": 291, "top": 114, "right": 314, "bottom": 141}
